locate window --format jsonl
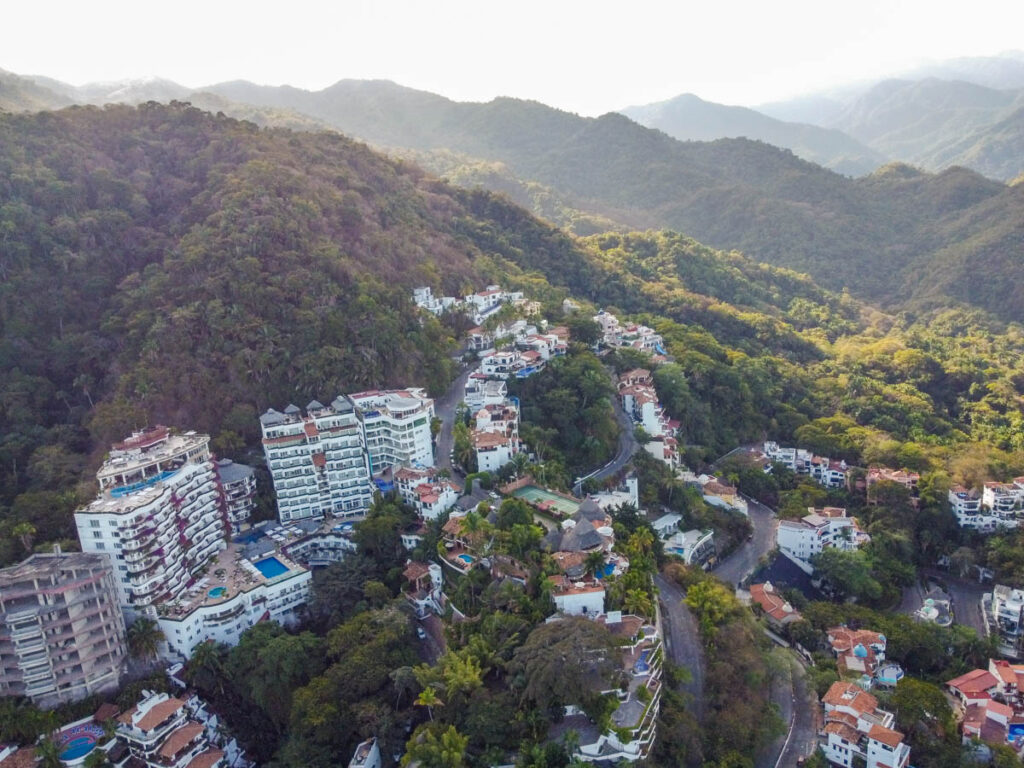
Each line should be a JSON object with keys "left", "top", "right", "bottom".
{"left": 90, "top": 520, "right": 101, "bottom": 528}
{"left": 93, "top": 531, "right": 103, "bottom": 539}
{"left": 95, "top": 543, "right": 105, "bottom": 550}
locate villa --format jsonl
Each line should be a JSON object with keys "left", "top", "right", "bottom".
{"left": 748, "top": 582, "right": 802, "bottom": 629}
{"left": 819, "top": 682, "right": 910, "bottom": 768}
{"left": 947, "top": 660, "right": 1024, "bottom": 754}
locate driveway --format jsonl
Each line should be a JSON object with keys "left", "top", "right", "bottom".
{"left": 655, "top": 573, "right": 705, "bottom": 721}
{"left": 918, "top": 568, "right": 989, "bottom": 635}
{"left": 713, "top": 495, "right": 777, "bottom": 587}
{"left": 434, "top": 366, "right": 472, "bottom": 476}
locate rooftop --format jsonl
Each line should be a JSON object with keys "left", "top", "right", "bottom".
{"left": 97, "top": 429, "right": 209, "bottom": 486}
{"left": 156, "top": 542, "right": 306, "bottom": 620}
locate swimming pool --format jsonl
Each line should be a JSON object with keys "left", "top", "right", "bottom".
{"left": 57, "top": 723, "right": 105, "bottom": 761}
{"left": 457, "top": 554, "right": 475, "bottom": 565}
{"left": 1009, "top": 724, "right": 1024, "bottom": 742}
{"left": 208, "top": 586, "right": 227, "bottom": 598}
{"left": 634, "top": 649, "right": 651, "bottom": 674}
{"left": 595, "top": 563, "right": 615, "bottom": 579}
{"left": 253, "top": 556, "right": 289, "bottom": 579}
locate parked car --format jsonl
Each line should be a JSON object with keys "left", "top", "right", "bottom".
{"left": 416, "top": 627, "right": 427, "bottom": 640}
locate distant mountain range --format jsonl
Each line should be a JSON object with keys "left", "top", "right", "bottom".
{"left": 619, "top": 93, "right": 886, "bottom": 176}
{"left": 2, "top": 65, "right": 1024, "bottom": 323}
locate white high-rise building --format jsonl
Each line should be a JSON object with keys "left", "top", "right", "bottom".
{"left": 260, "top": 398, "right": 374, "bottom": 522}
{"left": 75, "top": 427, "right": 227, "bottom": 614}
{"left": 260, "top": 391, "right": 435, "bottom": 523}
{"left": 349, "top": 389, "right": 435, "bottom": 474}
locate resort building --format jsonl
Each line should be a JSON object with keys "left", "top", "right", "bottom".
{"left": 117, "top": 691, "right": 224, "bottom": 768}
{"left": 819, "top": 682, "right": 910, "bottom": 768}
{"left": 402, "top": 561, "right": 446, "bottom": 619}
{"left": 74, "top": 428, "right": 227, "bottom": 612}
{"left": 214, "top": 459, "right": 257, "bottom": 534}
{"left": 155, "top": 545, "right": 310, "bottom": 661}
{"left": 259, "top": 398, "right": 374, "bottom": 523}
{"left": 776, "top": 508, "right": 868, "bottom": 568}
{"left": 472, "top": 430, "right": 518, "bottom": 473}
{"left": 349, "top": 738, "right": 382, "bottom": 768}
{"left": 348, "top": 389, "right": 435, "bottom": 473}
{"left": 663, "top": 529, "right": 716, "bottom": 569}
{"left": 0, "top": 552, "right": 127, "bottom": 707}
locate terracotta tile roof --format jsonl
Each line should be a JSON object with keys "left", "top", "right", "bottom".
{"left": 993, "top": 659, "right": 1018, "bottom": 685}
{"left": 303, "top": 422, "right": 318, "bottom": 438}
{"left": 867, "top": 723, "right": 904, "bottom": 748}
{"left": 987, "top": 700, "right": 1014, "bottom": 718}
{"left": 822, "top": 682, "right": 878, "bottom": 714}
{"left": 403, "top": 561, "right": 431, "bottom": 582}
{"left": 947, "top": 668, "right": 999, "bottom": 694}
{"left": 184, "top": 749, "right": 224, "bottom": 768}
{"left": 825, "top": 711, "right": 859, "bottom": 730}
{"left": 159, "top": 723, "right": 204, "bottom": 759}
{"left": 749, "top": 583, "right": 801, "bottom": 623}
{"left": 121, "top": 697, "right": 185, "bottom": 731}
{"left": 94, "top": 702, "right": 121, "bottom": 723}
{"left": 824, "top": 722, "right": 861, "bottom": 744}
{"left": 828, "top": 627, "right": 885, "bottom": 654}
{"left": 472, "top": 431, "right": 508, "bottom": 449}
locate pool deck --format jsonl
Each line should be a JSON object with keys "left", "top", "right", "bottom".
{"left": 156, "top": 542, "right": 305, "bottom": 619}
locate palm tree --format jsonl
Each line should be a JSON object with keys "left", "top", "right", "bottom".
{"left": 186, "top": 640, "right": 229, "bottom": 695}
{"left": 584, "top": 550, "right": 607, "bottom": 579}
{"left": 36, "top": 738, "right": 62, "bottom": 768}
{"left": 623, "top": 588, "right": 655, "bottom": 619}
{"left": 415, "top": 685, "right": 444, "bottom": 721}
{"left": 390, "top": 665, "right": 418, "bottom": 707}
{"left": 84, "top": 749, "right": 112, "bottom": 768}
{"left": 127, "top": 617, "right": 165, "bottom": 661}
{"left": 12, "top": 522, "right": 35, "bottom": 552}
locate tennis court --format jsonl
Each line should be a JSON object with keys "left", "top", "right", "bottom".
{"left": 511, "top": 485, "right": 580, "bottom": 516}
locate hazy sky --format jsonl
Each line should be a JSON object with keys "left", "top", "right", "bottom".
{"left": 5, "top": 0, "right": 1024, "bottom": 115}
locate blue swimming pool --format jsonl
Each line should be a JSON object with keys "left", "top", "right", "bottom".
{"left": 595, "top": 563, "right": 615, "bottom": 579}
{"left": 1008, "top": 724, "right": 1024, "bottom": 741}
{"left": 208, "top": 586, "right": 227, "bottom": 598}
{"left": 253, "top": 556, "right": 289, "bottom": 579}
{"left": 57, "top": 723, "right": 105, "bottom": 761}
{"left": 457, "top": 554, "right": 475, "bottom": 565}
{"left": 634, "top": 649, "right": 651, "bottom": 674}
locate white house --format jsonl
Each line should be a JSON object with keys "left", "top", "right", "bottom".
{"left": 349, "top": 738, "right": 381, "bottom": 768}
{"left": 550, "top": 577, "right": 606, "bottom": 616}
{"left": 820, "top": 682, "right": 910, "bottom": 768}
{"left": 951, "top": 485, "right": 1016, "bottom": 531}
{"left": 776, "top": 508, "right": 866, "bottom": 566}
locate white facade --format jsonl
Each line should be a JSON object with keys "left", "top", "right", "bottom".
{"left": 776, "top": 509, "right": 863, "bottom": 565}
{"left": 349, "top": 739, "right": 381, "bottom": 768}
{"left": 157, "top": 553, "right": 310, "bottom": 661}
{"left": 215, "top": 459, "right": 257, "bottom": 533}
{"left": 952, "top": 485, "right": 1017, "bottom": 531}
{"left": 820, "top": 683, "right": 910, "bottom": 768}
{"left": 117, "top": 691, "right": 226, "bottom": 768}
{"left": 260, "top": 398, "right": 374, "bottom": 523}
{"left": 75, "top": 429, "right": 226, "bottom": 611}
{"left": 552, "top": 586, "right": 606, "bottom": 616}
{"left": 349, "top": 389, "right": 435, "bottom": 473}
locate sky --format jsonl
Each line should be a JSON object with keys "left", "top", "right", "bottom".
{"left": 4, "top": 0, "right": 1024, "bottom": 115}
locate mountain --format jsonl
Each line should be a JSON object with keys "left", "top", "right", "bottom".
{"left": 0, "top": 68, "right": 71, "bottom": 111}
{"left": 897, "top": 52, "right": 1024, "bottom": 91}
{"left": 620, "top": 92, "right": 886, "bottom": 176}
{"left": 827, "top": 78, "right": 1024, "bottom": 181}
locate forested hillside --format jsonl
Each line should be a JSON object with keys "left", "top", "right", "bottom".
{"left": 2, "top": 103, "right": 1024, "bottom": 570}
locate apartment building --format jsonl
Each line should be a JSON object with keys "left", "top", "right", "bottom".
{"left": 349, "top": 389, "right": 435, "bottom": 473}
{"left": 776, "top": 508, "right": 867, "bottom": 567}
{"left": 0, "top": 552, "right": 126, "bottom": 707}
{"left": 989, "top": 584, "right": 1024, "bottom": 658}
{"left": 75, "top": 428, "right": 226, "bottom": 612}
{"left": 820, "top": 682, "right": 910, "bottom": 768}
{"left": 214, "top": 459, "right": 256, "bottom": 534}
{"left": 260, "top": 398, "right": 374, "bottom": 523}
{"left": 155, "top": 544, "right": 310, "bottom": 661}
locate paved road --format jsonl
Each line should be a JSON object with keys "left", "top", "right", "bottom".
{"left": 923, "top": 568, "right": 988, "bottom": 635}
{"left": 584, "top": 377, "right": 639, "bottom": 485}
{"left": 434, "top": 366, "right": 472, "bottom": 475}
{"left": 759, "top": 654, "right": 818, "bottom": 768}
{"left": 655, "top": 573, "right": 705, "bottom": 722}
{"left": 712, "top": 495, "right": 777, "bottom": 587}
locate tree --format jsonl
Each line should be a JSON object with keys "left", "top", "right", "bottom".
{"left": 185, "top": 640, "right": 230, "bottom": 696}
{"left": 12, "top": 522, "right": 36, "bottom": 552}
{"left": 584, "top": 550, "right": 607, "bottom": 579}
{"left": 36, "top": 738, "right": 62, "bottom": 768}
{"left": 684, "top": 579, "right": 738, "bottom": 639}
{"left": 811, "top": 548, "right": 882, "bottom": 603}
{"left": 509, "top": 617, "right": 621, "bottom": 713}
{"left": 83, "top": 749, "right": 112, "bottom": 768}
{"left": 415, "top": 685, "right": 443, "bottom": 721}
{"left": 127, "top": 618, "right": 165, "bottom": 660}
{"left": 402, "top": 724, "right": 468, "bottom": 768}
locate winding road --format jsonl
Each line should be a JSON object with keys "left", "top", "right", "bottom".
{"left": 655, "top": 573, "right": 706, "bottom": 721}
{"left": 577, "top": 370, "right": 640, "bottom": 487}
{"left": 712, "top": 494, "right": 778, "bottom": 587}
{"left": 434, "top": 366, "right": 472, "bottom": 476}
